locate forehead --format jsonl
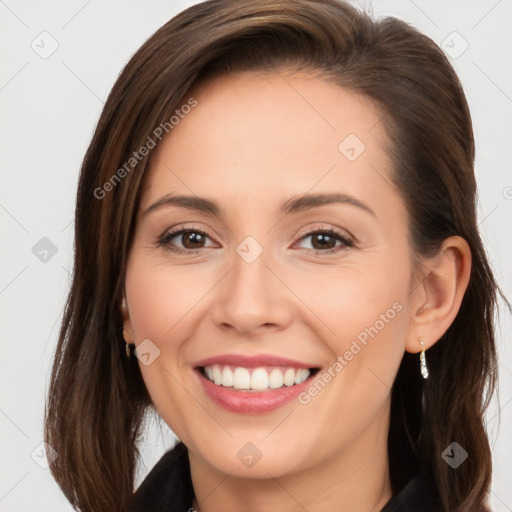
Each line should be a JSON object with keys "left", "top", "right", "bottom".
{"left": 140, "top": 70, "right": 400, "bottom": 220}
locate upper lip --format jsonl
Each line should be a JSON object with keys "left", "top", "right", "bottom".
{"left": 194, "top": 353, "right": 320, "bottom": 369}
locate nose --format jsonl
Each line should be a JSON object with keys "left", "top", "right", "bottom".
{"left": 210, "top": 247, "right": 293, "bottom": 336}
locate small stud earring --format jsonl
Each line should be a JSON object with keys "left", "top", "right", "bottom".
{"left": 418, "top": 338, "right": 429, "bottom": 379}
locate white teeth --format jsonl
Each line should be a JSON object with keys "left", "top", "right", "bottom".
{"left": 221, "top": 366, "right": 234, "bottom": 387}
{"left": 212, "top": 365, "right": 222, "bottom": 385}
{"left": 250, "top": 368, "right": 269, "bottom": 390}
{"left": 203, "top": 365, "right": 312, "bottom": 390}
{"left": 283, "top": 368, "right": 296, "bottom": 387}
{"left": 233, "top": 367, "right": 251, "bottom": 389}
{"left": 269, "top": 368, "right": 283, "bottom": 389}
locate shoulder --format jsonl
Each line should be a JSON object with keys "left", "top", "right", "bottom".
{"left": 381, "top": 473, "right": 441, "bottom": 512}
{"left": 128, "top": 442, "right": 194, "bottom": 512}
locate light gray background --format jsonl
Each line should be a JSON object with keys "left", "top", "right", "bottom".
{"left": 1, "top": 1, "right": 511, "bottom": 510}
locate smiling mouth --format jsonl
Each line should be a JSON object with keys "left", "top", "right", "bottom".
{"left": 197, "top": 364, "right": 320, "bottom": 392}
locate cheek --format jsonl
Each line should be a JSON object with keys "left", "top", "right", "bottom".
{"left": 291, "top": 260, "right": 409, "bottom": 350}
{"left": 288, "top": 258, "right": 410, "bottom": 416}
{"left": 124, "top": 258, "right": 213, "bottom": 344}
{"left": 124, "top": 257, "right": 215, "bottom": 432}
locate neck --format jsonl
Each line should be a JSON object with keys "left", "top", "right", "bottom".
{"left": 188, "top": 407, "right": 392, "bottom": 512}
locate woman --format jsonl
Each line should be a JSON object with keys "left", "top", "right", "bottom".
{"left": 44, "top": 0, "right": 502, "bottom": 511}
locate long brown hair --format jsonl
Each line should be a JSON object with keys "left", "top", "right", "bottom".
{"left": 44, "top": 1, "right": 501, "bottom": 510}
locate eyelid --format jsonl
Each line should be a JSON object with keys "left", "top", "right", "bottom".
{"left": 294, "top": 223, "right": 354, "bottom": 243}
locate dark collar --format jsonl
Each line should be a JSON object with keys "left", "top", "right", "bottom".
{"left": 129, "top": 442, "right": 440, "bottom": 512}
{"left": 129, "top": 442, "right": 194, "bottom": 512}
{"left": 381, "top": 473, "right": 441, "bottom": 511}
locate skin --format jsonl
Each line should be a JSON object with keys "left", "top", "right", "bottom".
{"left": 122, "top": 70, "right": 471, "bottom": 512}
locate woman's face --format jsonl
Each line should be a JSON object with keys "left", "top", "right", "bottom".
{"left": 124, "top": 70, "right": 420, "bottom": 479}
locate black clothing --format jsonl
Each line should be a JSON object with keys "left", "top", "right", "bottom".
{"left": 129, "top": 442, "right": 441, "bottom": 511}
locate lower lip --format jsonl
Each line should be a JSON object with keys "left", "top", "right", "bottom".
{"left": 195, "top": 369, "right": 316, "bottom": 414}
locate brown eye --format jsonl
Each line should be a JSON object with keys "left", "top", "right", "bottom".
{"left": 296, "top": 228, "right": 354, "bottom": 253}
{"left": 180, "top": 231, "right": 206, "bottom": 249}
{"left": 158, "top": 228, "right": 215, "bottom": 253}
{"left": 310, "top": 232, "right": 338, "bottom": 250}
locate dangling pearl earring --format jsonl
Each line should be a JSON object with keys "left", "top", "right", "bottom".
{"left": 121, "top": 298, "right": 131, "bottom": 358}
{"left": 418, "top": 338, "right": 429, "bottom": 379}
{"left": 123, "top": 328, "right": 131, "bottom": 358}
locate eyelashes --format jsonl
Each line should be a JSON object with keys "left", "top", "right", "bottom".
{"left": 156, "top": 225, "right": 355, "bottom": 255}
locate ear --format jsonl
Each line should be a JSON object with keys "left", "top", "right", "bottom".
{"left": 120, "top": 294, "right": 135, "bottom": 345}
{"left": 405, "top": 236, "right": 471, "bottom": 354}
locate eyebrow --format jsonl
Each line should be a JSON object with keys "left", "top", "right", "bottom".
{"left": 142, "top": 192, "right": 376, "bottom": 218}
